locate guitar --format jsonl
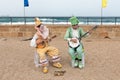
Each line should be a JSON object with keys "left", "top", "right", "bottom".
{"left": 37, "top": 35, "right": 57, "bottom": 48}
{"left": 68, "top": 25, "right": 98, "bottom": 48}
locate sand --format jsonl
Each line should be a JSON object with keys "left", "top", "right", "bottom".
{"left": 0, "top": 37, "right": 120, "bottom": 80}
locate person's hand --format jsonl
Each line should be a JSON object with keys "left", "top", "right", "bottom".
{"left": 34, "top": 26, "right": 38, "bottom": 30}
{"left": 88, "top": 30, "right": 92, "bottom": 34}
{"left": 87, "top": 30, "right": 92, "bottom": 35}
{"left": 36, "top": 38, "right": 42, "bottom": 45}
{"left": 70, "top": 38, "right": 77, "bottom": 43}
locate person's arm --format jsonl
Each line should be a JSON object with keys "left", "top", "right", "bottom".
{"left": 79, "top": 28, "right": 89, "bottom": 38}
{"left": 41, "top": 26, "right": 49, "bottom": 39}
{"left": 36, "top": 28, "right": 42, "bottom": 36}
{"left": 64, "top": 28, "right": 71, "bottom": 41}
{"left": 36, "top": 26, "right": 49, "bottom": 39}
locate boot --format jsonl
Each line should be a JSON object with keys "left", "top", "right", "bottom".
{"left": 53, "top": 62, "right": 62, "bottom": 68}
{"left": 71, "top": 59, "right": 78, "bottom": 67}
{"left": 42, "top": 66, "right": 48, "bottom": 73}
{"left": 78, "top": 59, "right": 83, "bottom": 69}
{"left": 74, "top": 58, "right": 79, "bottom": 67}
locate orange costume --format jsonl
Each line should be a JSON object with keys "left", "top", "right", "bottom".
{"left": 30, "top": 18, "right": 62, "bottom": 73}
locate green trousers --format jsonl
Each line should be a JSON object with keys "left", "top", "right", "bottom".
{"left": 68, "top": 43, "right": 84, "bottom": 60}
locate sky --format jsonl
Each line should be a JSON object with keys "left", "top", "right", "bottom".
{"left": 0, "top": 0, "right": 120, "bottom": 17}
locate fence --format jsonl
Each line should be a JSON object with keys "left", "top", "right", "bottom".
{"left": 0, "top": 16, "right": 120, "bottom": 25}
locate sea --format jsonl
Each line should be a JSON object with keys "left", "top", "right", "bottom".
{"left": 0, "top": 16, "right": 120, "bottom": 25}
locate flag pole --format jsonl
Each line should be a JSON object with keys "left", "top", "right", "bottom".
{"left": 24, "top": 6, "right": 26, "bottom": 24}
{"left": 101, "top": 5, "right": 103, "bottom": 25}
{"left": 101, "top": 0, "right": 107, "bottom": 25}
{"left": 24, "top": 0, "right": 29, "bottom": 25}
{"left": 101, "top": 0, "right": 109, "bottom": 38}
{"left": 101, "top": 0, "right": 103, "bottom": 25}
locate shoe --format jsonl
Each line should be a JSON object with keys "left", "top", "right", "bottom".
{"left": 78, "top": 54, "right": 85, "bottom": 69}
{"left": 78, "top": 61, "right": 83, "bottom": 69}
{"left": 74, "top": 60, "right": 79, "bottom": 67}
{"left": 71, "top": 60, "right": 78, "bottom": 67}
{"left": 42, "top": 67, "right": 48, "bottom": 73}
{"left": 53, "top": 62, "right": 62, "bottom": 68}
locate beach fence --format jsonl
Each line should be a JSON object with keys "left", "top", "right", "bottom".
{"left": 0, "top": 16, "right": 120, "bottom": 25}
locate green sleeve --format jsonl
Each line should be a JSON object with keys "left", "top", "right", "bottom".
{"left": 79, "top": 28, "right": 87, "bottom": 37}
{"left": 80, "top": 28, "right": 85, "bottom": 35}
{"left": 64, "top": 28, "right": 70, "bottom": 40}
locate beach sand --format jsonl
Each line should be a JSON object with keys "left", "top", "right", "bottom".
{"left": 0, "top": 37, "right": 120, "bottom": 80}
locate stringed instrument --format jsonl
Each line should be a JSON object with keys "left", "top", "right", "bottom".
{"left": 37, "top": 35, "right": 57, "bottom": 48}
{"left": 68, "top": 25, "right": 98, "bottom": 48}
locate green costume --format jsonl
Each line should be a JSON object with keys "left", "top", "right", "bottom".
{"left": 64, "top": 16, "right": 86, "bottom": 68}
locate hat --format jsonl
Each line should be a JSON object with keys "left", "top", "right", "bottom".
{"left": 34, "top": 17, "right": 42, "bottom": 26}
{"left": 69, "top": 16, "right": 79, "bottom": 25}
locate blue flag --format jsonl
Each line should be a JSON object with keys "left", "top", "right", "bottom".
{"left": 24, "top": 0, "right": 29, "bottom": 7}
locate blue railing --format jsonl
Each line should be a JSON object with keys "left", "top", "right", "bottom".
{"left": 0, "top": 16, "right": 120, "bottom": 25}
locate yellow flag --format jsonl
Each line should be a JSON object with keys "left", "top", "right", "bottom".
{"left": 102, "top": 0, "right": 107, "bottom": 8}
